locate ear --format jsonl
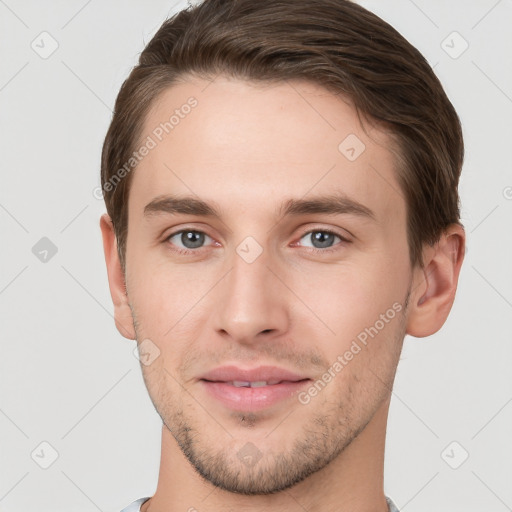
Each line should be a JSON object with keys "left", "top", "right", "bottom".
{"left": 406, "top": 224, "right": 465, "bottom": 337}
{"left": 100, "top": 213, "right": 136, "bottom": 340}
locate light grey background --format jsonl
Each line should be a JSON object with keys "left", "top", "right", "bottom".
{"left": 1, "top": 0, "right": 511, "bottom": 511}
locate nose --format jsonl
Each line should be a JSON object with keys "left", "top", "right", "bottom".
{"left": 212, "top": 245, "right": 290, "bottom": 344}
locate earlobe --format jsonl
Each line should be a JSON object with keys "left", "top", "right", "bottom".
{"left": 100, "top": 213, "right": 136, "bottom": 340}
{"left": 406, "top": 224, "right": 465, "bottom": 338}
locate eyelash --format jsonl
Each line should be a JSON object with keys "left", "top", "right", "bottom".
{"left": 164, "top": 228, "right": 350, "bottom": 255}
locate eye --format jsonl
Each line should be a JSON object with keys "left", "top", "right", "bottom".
{"left": 164, "top": 228, "right": 348, "bottom": 255}
{"left": 297, "top": 229, "right": 347, "bottom": 250}
{"left": 166, "top": 229, "right": 214, "bottom": 252}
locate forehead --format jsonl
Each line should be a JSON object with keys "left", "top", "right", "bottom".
{"left": 129, "top": 75, "right": 404, "bottom": 224}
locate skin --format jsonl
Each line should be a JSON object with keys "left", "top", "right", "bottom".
{"left": 101, "top": 76, "right": 465, "bottom": 512}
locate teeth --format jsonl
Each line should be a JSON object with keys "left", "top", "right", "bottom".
{"left": 230, "top": 380, "right": 280, "bottom": 387}
{"left": 250, "top": 381, "right": 268, "bottom": 388}
{"left": 232, "top": 381, "right": 252, "bottom": 387}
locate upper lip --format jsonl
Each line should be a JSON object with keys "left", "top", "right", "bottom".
{"left": 200, "top": 365, "right": 310, "bottom": 384}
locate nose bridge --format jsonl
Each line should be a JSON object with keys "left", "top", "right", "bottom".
{"left": 213, "top": 241, "right": 289, "bottom": 341}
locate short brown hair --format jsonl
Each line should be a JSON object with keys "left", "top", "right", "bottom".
{"left": 101, "top": 0, "right": 464, "bottom": 271}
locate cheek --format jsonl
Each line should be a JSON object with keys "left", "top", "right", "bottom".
{"left": 289, "top": 259, "right": 407, "bottom": 402}
{"left": 128, "top": 255, "right": 220, "bottom": 340}
{"left": 292, "top": 259, "right": 405, "bottom": 343}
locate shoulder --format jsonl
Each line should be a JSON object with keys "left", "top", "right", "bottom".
{"left": 120, "top": 497, "right": 150, "bottom": 512}
{"left": 386, "top": 496, "right": 401, "bottom": 512}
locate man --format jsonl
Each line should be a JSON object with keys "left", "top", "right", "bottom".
{"left": 99, "top": 0, "right": 465, "bottom": 510}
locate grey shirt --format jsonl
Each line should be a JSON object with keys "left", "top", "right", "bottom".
{"left": 121, "top": 496, "right": 401, "bottom": 511}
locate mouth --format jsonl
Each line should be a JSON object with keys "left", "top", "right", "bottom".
{"left": 202, "top": 379, "right": 310, "bottom": 387}
{"left": 199, "top": 364, "right": 310, "bottom": 384}
{"left": 199, "top": 377, "right": 312, "bottom": 412}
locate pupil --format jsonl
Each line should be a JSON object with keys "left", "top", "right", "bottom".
{"left": 182, "top": 231, "right": 204, "bottom": 249}
{"left": 312, "top": 231, "right": 334, "bottom": 248}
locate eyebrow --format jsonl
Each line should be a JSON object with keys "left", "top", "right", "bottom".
{"left": 143, "top": 193, "right": 375, "bottom": 221}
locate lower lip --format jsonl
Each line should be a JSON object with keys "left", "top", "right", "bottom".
{"left": 200, "top": 380, "right": 311, "bottom": 412}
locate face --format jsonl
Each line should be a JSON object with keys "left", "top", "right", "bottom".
{"left": 123, "top": 76, "right": 413, "bottom": 494}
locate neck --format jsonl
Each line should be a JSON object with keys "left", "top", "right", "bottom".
{"left": 142, "top": 396, "right": 391, "bottom": 512}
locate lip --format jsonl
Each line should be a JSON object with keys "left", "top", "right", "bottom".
{"left": 199, "top": 365, "right": 311, "bottom": 412}
{"left": 199, "top": 365, "right": 309, "bottom": 384}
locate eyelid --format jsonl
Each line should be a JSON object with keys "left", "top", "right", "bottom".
{"left": 296, "top": 225, "right": 352, "bottom": 242}
{"left": 163, "top": 224, "right": 214, "bottom": 241}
